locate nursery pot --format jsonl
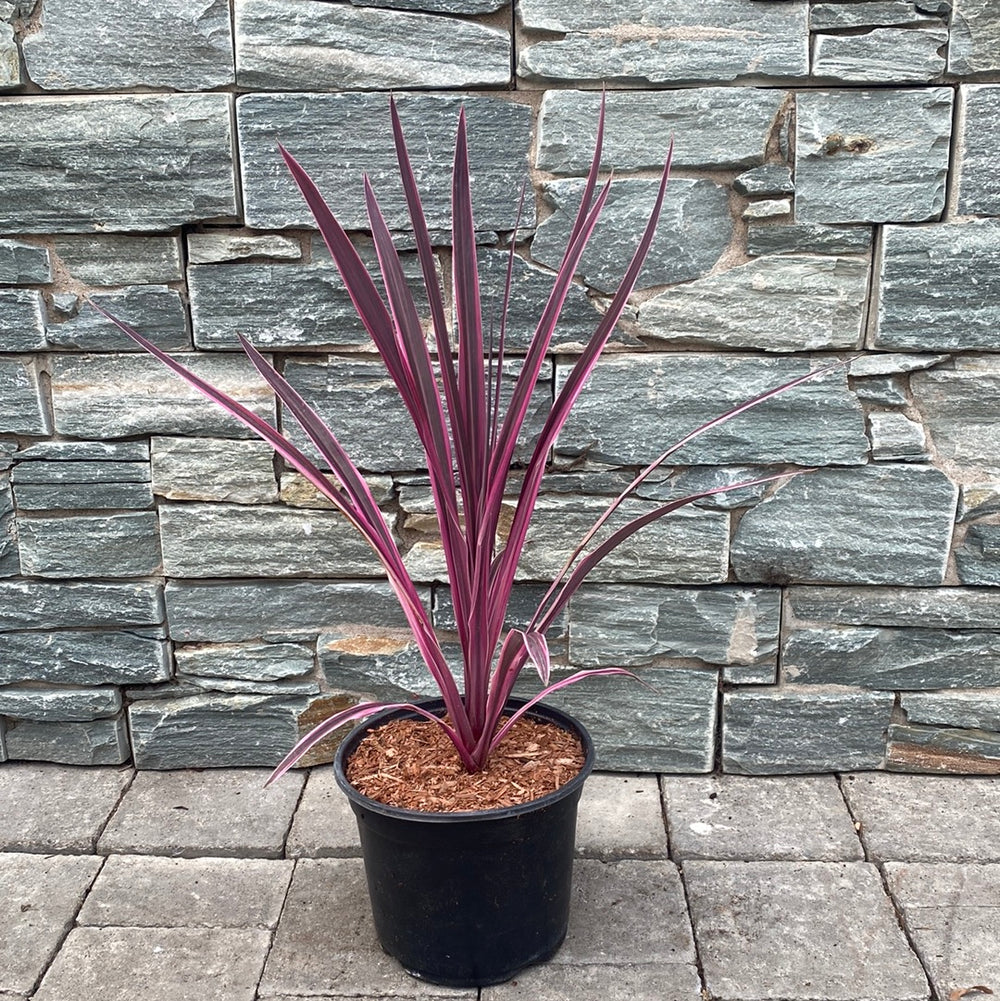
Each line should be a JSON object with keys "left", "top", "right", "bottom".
{"left": 334, "top": 698, "right": 595, "bottom": 988}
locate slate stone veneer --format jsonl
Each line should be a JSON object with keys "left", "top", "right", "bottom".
{"left": 1, "top": 0, "right": 999, "bottom": 774}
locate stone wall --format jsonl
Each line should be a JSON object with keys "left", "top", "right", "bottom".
{"left": 1, "top": 0, "right": 999, "bottom": 774}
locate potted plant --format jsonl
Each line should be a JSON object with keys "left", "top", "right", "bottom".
{"left": 101, "top": 98, "right": 827, "bottom": 987}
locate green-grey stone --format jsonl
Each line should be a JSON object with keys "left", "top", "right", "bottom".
{"left": 742, "top": 198, "right": 792, "bottom": 220}
{"left": 0, "top": 359, "right": 50, "bottom": 434}
{"left": 956, "top": 525, "right": 1000, "bottom": 585}
{"left": 12, "top": 451, "right": 152, "bottom": 511}
{"left": 0, "top": 474, "right": 15, "bottom": 577}
{"left": 746, "top": 223, "right": 873, "bottom": 257}
{"left": 46, "top": 287, "right": 190, "bottom": 351}
{"left": 532, "top": 177, "right": 731, "bottom": 294}
{"left": 0, "top": 239, "right": 51, "bottom": 284}
{"left": 0, "top": 288, "right": 46, "bottom": 351}
{"left": 848, "top": 352, "right": 948, "bottom": 377}
{"left": 235, "top": 0, "right": 509, "bottom": 90}
{"left": 732, "top": 464, "right": 957, "bottom": 585}
{"left": 238, "top": 93, "right": 534, "bottom": 232}
{"left": 0, "top": 629, "right": 169, "bottom": 685}
{"left": 51, "top": 235, "right": 183, "bottom": 284}
{"left": 13, "top": 459, "right": 149, "bottom": 486}
{"left": 569, "top": 585, "right": 780, "bottom": 668}
{"left": 151, "top": 437, "right": 278, "bottom": 505}
{"left": 886, "top": 723, "right": 1000, "bottom": 773}
{"left": 958, "top": 85, "right": 1000, "bottom": 216}
{"left": 536, "top": 89, "right": 786, "bottom": 173}
{"left": 949, "top": 0, "right": 1000, "bottom": 74}
{"left": 50, "top": 353, "right": 275, "bottom": 440}
{"left": 959, "top": 482, "right": 1000, "bottom": 523}
{"left": 853, "top": 376, "right": 908, "bottom": 407}
{"left": 174, "top": 675, "right": 319, "bottom": 697}
{"left": 351, "top": 0, "right": 505, "bottom": 10}
{"left": 17, "top": 512, "right": 162, "bottom": 578}
{"left": 174, "top": 641, "right": 314, "bottom": 682}
{"left": 868, "top": 412, "right": 928, "bottom": 461}
{"left": 902, "top": 690, "right": 1000, "bottom": 732}
{"left": 555, "top": 354, "right": 867, "bottom": 467}
{"left": 733, "top": 165, "right": 794, "bottom": 197}
{"left": 0, "top": 94, "right": 237, "bottom": 234}
{"left": 0, "top": 20, "right": 17, "bottom": 89}
{"left": 2, "top": 715, "right": 130, "bottom": 765}
{"left": 15, "top": 440, "right": 150, "bottom": 462}
{"left": 637, "top": 465, "right": 771, "bottom": 511}
{"left": 0, "top": 580, "right": 163, "bottom": 630}
{"left": 811, "top": 2, "right": 939, "bottom": 28}
{"left": 795, "top": 88, "right": 952, "bottom": 223}
{"left": 812, "top": 27, "right": 947, "bottom": 83}
{"left": 0, "top": 684, "right": 121, "bottom": 721}
{"left": 22, "top": 0, "right": 233, "bottom": 90}
{"left": 637, "top": 255, "right": 867, "bottom": 352}
{"left": 187, "top": 232, "right": 302, "bottom": 265}
{"left": 723, "top": 688, "right": 893, "bottom": 773}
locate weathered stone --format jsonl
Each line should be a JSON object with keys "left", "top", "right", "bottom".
{"left": 956, "top": 525, "right": 1000, "bottom": 585}
{"left": 0, "top": 239, "right": 51, "bottom": 284}
{"left": 887, "top": 723, "right": 1000, "bottom": 773}
{"left": 0, "top": 289, "right": 46, "bottom": 351}
{"left": 569, "top": 585, "right": 780, "bottom": 668}
{"left": 284, "top": 768, "right": 361, "bottom": 859}
{"left": 151, "top": 437, "right": 278, "bottom": 505}
{"left": 637, "top": 255, "right": 867, "bottom": 352}
{"left": 0, "top": 442, "right": 13, "bottom": 471}
{"left": 51, "top": 235, "right": 182, "bottom": 284}
{"left": 734, "top": 165, "right": 794, "bottom": 196}
{"left": 15, "top": 439, "right": 150, "bottom": 463}
{"left": 812, "top": 26, "right": 947, "bottom": 82}
{"left": 853, "top": 375, "right": 909, "bottom": 406}
{"left": 723, "top": 688, "right": 893, "bottom": 772}
{"left": 50, "top": 353, "right": 275, "bottom": 439}
{"left": 3, "top": 714, "right": 130, "bottom": 764}
{"left": 12, "top": 448, "right": 153, "bottom": 511}
{"left": 46, "top": 287, "right": 190, "bottom": 351}
{"left": 352, "top": 0, "right": 505, "bottom": 10}
{"left": 173, "top": 675, "right": 318, "bottom": 698}
{"left": 17, "top": 512, "right": 161, "bottom": 577}
{"left": 795, "top": 88, "right": 952, "bottom": 223}
{"left": 732, "top": 465, "right": 957, "bottom": 585}
{"left": 239, "top": 93, "right": 534, "bottom": 232}
{"left": 235, "top": 0, "right": 509, "bottom": 90}
{"left": 433, "top": 583, "right": 569, "bottom": 641}
{"left": 811, "top": 2, "right": 938, "bottom": 28}
{"left": 23, "top": 0, "right": 233, "bottom": 90}
{"left": 0, "top": 580, "right": 163, "bottom": 630}
{"left": 517, "top": 0, "right": 809, "bottom": 84}
{"left": 746, "top": 221, "right": 873, "bottom": 256}
{"left": 950, "top": 0, "right": 1000, "bottom": 74}
{"left": 0, "top": 684, "right": 120, "bottom": 720}
{"left": 537, "top": 89, "right": 786, "bottom": 174}
{"left": 532, "top": 177, "right": 730, "bottom": 294}
{"left": 280, "top": 471, "right": 393, "bottom": 508}
{"left": 849, "top": 352, "right": 948, "bottom": 377}
{"left": 174, "top": 641, "right": 313, "bottom": 682}
{"left": 555, "top": 355, "right": 868, "bottom": 467}
{"left": 742, "top": 198, "right": 792, "bottom": 219}
{"left": 159, "top": 502, "right": 384, "bottom": 578}
{"left": 637, "top": 465, "right": 772, "bottom": 511}
{"left": 576, "top": 774, "right": 668, "bottom": 860}
{"left": 0, "top": 359, "right": 50, "bottom": 435}
{"left": 187, "top": 232, "right": 302, "bottom": 265}
{"left": 0, "top": 475, "right": 15, "bottom": 578}
{"left": 959, "top": 481, "right": 1000, "bottom": 522}
{"left": 0, "top": 20, "right": 17, "bottom": 88}
{"left": 958, "top": 85, "right": 1000, "bottom": 215}
{"left": 868, "top": 412, "right": 928, "bottom": 461}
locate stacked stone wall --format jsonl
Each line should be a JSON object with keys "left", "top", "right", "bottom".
{"left": 1, "top": 0, "right": 999, "bottom": 773}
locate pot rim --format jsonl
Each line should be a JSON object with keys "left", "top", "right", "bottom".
{"left": 333, "top": 697, "right": 595, "bottom": 824}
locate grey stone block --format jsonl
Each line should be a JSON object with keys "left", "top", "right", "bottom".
{"left": 734, "top": 164, "right": 794, "bottom": 196}
{"left": 849, "top": 351, "right": 948, "bottom": 377}
{"left": 958, "top": 85, "right": 1000, "bottom": 216}
{"left": 663, "top": 774, "right": 863, "bottom": 861}
{"left": 187, "top": 231, "right": 302, "bottom": 265}
{"left": 482, "top": 963, "right": 702, "bottom": 1001}
{"left": 554, "top": 354, "right": 867, "bottom": 467}
{"left": 683, "top": 860, "right": 929, "bottom": 1000}
{"left": 22, "top": 0, "right": 234, "bottom": 90}
{"left": 0, "top": 239, "right": 51, "bottom": 284}
{"left": 151, "top": 436, "right": 278, "bottom": 505}
{"left": 637, "top": 255, "right": 868, "bottom": 352}
{"left": 903, "top": 689, "right": 1000, "bottom": 731}
{"left": 280, "top": 470, "right": 394, "bottom": 508}
{"left": 723, "top": 688, "right": 893, "bottom": 773}
{"left": 950, "top": 0, "right": 1000, "bottom": 74}
{"left": 98, "top": 768, "right": 305, "bottom": 858}
{"left": 0, "top": 684, "right": 120, "bottom": 720}
{"left": 887, "top": 722, "right": 1000, "bottom": 774}
{"left": 0, "top": 853, "right": 103, "bottom": 996}
{"left": 3, "top": 714, "right": 130, "bottom": 764}
{"left": 742, "top": 197, "right": 792, "bottom": 220}
{"left": 575, "top": 773, "right": 668, "bottom": 860}
{"left": 795, "top": 88, "right": 952, "bottom": 223}
{"left": 12, "top": 449, "right": 153, "bottom": 511}
{"left": 50, "top": 353, "right": 275, "bottom": 440}
{"left": 957, "top": 525, "right": 1000, "bottom": 585}
{"left": 517, "top": 0, "right": 809, "bottom": 84}
{"left": 868, "top": 411, "right": 928, "bottom": 461}
{"left": 0, "top": 359, "right": 50, "bottom": 435}
{"left": 285, "top": 768, "right": 362, "bottom": 858}
{"left": 78, "top": 855, "right": 294, "bottom": 928}
{"left": 536, "top": 88, "right": 785, "bottom": 173}
{"left": 532, "top": 177, "right": 730, "bottom": 294}
{"left": 235, "top": 0, "right": 509, "bottom": 90}
{"left": 0, "top": 475, "right": 15, "bottom": 577}
{"left": 0, "top": 20, "right": 17, "bottom": 89}
{"left": 746, "top": 221, "right": 873, "bottom": 256}
{"left": 842, "top": 772, "right": 1000, "bottom": 860}
{"left": 636, "top": 464, "right": 772, "bottom": 511}
{"left": 239, "top": 92, "right": 533, "bottom": 232}
{"left": 51, "top": 235, "right": 182, "bottom": 285}
{"left": 0, "top": 763, "right": 131, "bottom": 852}
{"left": 353, "top": 0, "right": 505, "bottom": 9}
{"left": 812, "top": 26, "right": 947, "bottom": 82}
{"left": 732, "top": 465, "right": 957, "bottom": 586}
{"left": 853, "top": 375, "right": 909, "bottom": 406}
{"left": 0, "top": 94, "right": 237, "bottom": 233}
{"left": 33, "top": 927, "right": 270, "bottom": 1001}
{"left": 811, "top": 2, "right": 936, "bottom": 29}
{"left": 0, "top": 288, "right": 46, "bottom": 351}
{"left": 0, "top": 579, "right": 163, "bottom": 630}
{"left": 960, "top": 480, "right": 1000, "bottom": 522}
{"left": 174, "top": 641, "right": 313, "bottom": 683}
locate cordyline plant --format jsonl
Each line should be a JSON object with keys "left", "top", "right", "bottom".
{"left": 102, "top": 98, "right": 830, "bottom": 782}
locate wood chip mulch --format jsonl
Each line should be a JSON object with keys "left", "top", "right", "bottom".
{"left": 345, "top": 714, "right": 585, "bottom": 813}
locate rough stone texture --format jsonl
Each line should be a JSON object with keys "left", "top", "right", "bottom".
{"left": 812, "top": 26, "right": 947, "bottom": 82}
{"left": 0, "top": 853, "right": 103, "bottom": 996}
{"left": 98, "top": 768, "right": 305, "bottom": 858}
{"left": 238, "top": 93, "right": 534, "bottom": 231}
{"left": 187, "top": 231, "right": 301, "bottom": 265}
{"left": 849, "top": 352, "right": 948, "bottom": 377}
{"left": 746, "top": 222, "right": 873, "bottom": 256}
{"left": 723, "top": 688, "right": 894, "bottom": 773}
{"left": 235, "top": 0, "right": 510, "bottom": 90}
{"left": 841, "top": 773, "right": 1000, "bottom": 860}
{"left": 3, "top": 715, "right": 130, "bottom": 765}
{"left": 734, "top": 164, "right": 795, "bottom": 196}
{"left": 151, "top": 437, "right": 278, "bottom": 505}
{"left": 0, "top": 94, "right": 237, "bottom": 233}
{"left": 902, "top": 689, "right": 1000, "bottom": 732}
{"left": 0, "top": 684, "right": 121, "bottom": 721}
{"left": 50, "top": 353, "right": 275, "bottom": 440}
{"left": 531, "top": 177, "right": 731, "bottom": 293}
{"left": 810, "top": 1, "right": 943, "bottom": 28}
{"left": 0, "top": 763, "right": 131, "bottom": 852}
{"left": 853, "top": 375, "right": 909, "bottom": 406}
{"left": 959, "top": 480, "right": 1000, "bottom": 521}
{"left": 569, "top": 585, "right": 780, "bottom": 668}
{"left": 518, "top": 0, "right": 809, "bottom": 84}
{"left": 742, "top": 197, "right": 792, "bottom": 220}
{"left": 662, "top": 775, "right": 863, "bottom": 861}
{"left": 536, "top": 88, "right": 786, "bottom": 173}
{"left": 0, "top": 289, "right": 46, "bottom": 352}
{"left": 0, "top": 579, "right": 163, "bottom": 630}
{"left": 0, "top": 476, "right": 15, "bottom": 578}
{"left": 683, "top": 861, "right": 929, "bottom": 1000}
{"left": 22, "top": 0, "right": 234, "bottom": 91}
{"left": 795, "top": 88, "right": 952, "bottom": 223}
{"left": 174, "top": 641, "right": 313, "bottom": 683}
{"left": 0, "top": 239, "right": 51, "bottom": 285}
{"left": 482, "top": 963, "right": 701, "bottom": 1001}
{"left": 950, "top": 1, "right": 1000, "bottom": 74}
{"left": 0, "top": 20, "right": 17, "bottom": 88}
{"left": 51, "top": 235, "right": 182, "bottom": 285}
{"left": 576, "top": 774, "right": 668, "bottom": 859}
{"left": 555, "top": 355, "right": 867, "bottom": 467}
{"left": 958, "top": 85, "right": 1000, "bottom": 216}
{"left": 731, "top": 465, "right": 957, "bottom": 586}
{"left": 353, "top": 0, "right": 505, "bottom": 9}
{"left": 956, "top": 525, "right": 1000, "bottom": 585}
{"left": 868, "top": 412, "right": 928, "bottom": 461}
{"left": 886, "top": 722, "right": 1000, "bottom": 774}
{"left": 285, "top": 768, "right": 362, "bottom": 858}
{"left": 0, "top": 359, "right": 50, "bottom": 435}
{"left": 637, "top": 255, "right": 868, "bottom": 352}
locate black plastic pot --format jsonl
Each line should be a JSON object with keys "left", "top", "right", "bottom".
{"left": 333, "top": 698, "right": 595, "bottom": 988}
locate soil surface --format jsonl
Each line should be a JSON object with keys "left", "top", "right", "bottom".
{"left": 345, "top": 714, "right": 585, "bottom": 812}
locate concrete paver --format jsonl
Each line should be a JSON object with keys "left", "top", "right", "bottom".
{"left": 576, "top": 773, "right": 668, "bottom": 859}
{"left": 662, "top": 774, "right": 864, "bottom": 860}
{"left": 285, "top": 767, "right": 360, "bottom": 858}
{"left": 0, "top": 763, "right": 131, "bottom": 852}
{"left": 482, "top": 962, "right": 702, "bottom": 1000}
{"left": 683, "top": 860, "right": 930, "bottom": 1001}
{"left": 97, "top": 768, "right": 305, "bottom": 858}
{"left": 885, "top": 862, "right": 1000, "bottom": 1001}
{"left": 842, "top": 773, "right": 1000, "bottom": 861}
{"left": 77, "top": 855, "right": 294, "bottom": 928}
